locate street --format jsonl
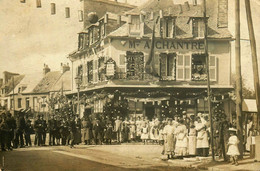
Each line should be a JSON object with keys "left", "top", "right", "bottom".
{"left": 0, "top": 146, "right": 197, "bottom": 171}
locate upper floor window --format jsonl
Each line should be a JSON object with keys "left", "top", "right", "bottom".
{"left": 26, "top": 97, "right": 30, "bottom": 109}
{"left": 126, "top": 51, "right": 144, "bottom": 79}
{"left": 18, "top": 98, "right": 22, "bottom": 108}
{"left": 87, "top": 61, "right": 93, "bottom": 83}
{"left": 192, "top": 19, "right": 205, "bottom": 38}
{"left": 161, "top": 17, "right": 176, "bottom": 38}
{"left": 129, "top": 15, "right": 141, "bottom": 35}
{"left": 160, "top": 53, "right": 176, "bottom": 80}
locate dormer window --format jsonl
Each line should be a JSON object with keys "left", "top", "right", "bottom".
{"left": 128, "top": 15, "right": 141, "bottom": 35}
{"left": 192, "top": 18, "right": 205, "bottom": 38}
{"left": 161, "top": 17, "right": 176, "bottom": 38}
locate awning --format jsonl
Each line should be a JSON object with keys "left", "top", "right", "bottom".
{"left": 242, "top": 99, "right": 257, "bottom": 113}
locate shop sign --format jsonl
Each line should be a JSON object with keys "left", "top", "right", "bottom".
{"left": 128, "top": 40, "right": 204, "bottom": 50}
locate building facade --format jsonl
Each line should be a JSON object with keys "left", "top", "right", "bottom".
{"left": 68, "top": 0, "right": 234, "bottom": 119}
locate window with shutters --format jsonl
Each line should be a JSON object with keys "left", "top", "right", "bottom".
{"left": 98, "top": 57, "right": 106, "bottom": 81}
{"left": 93, "top": 60, "right": 98, "bottom": 83}
{"left": 126, "top": 51, "right": 144, "bottom": 80}
{"left": 192, "top": 19, "right": 205, "bottom": 38}
{"left": 129, "top": 15, "right": 140, "bottom": 35}
{"left": 159, "top": 53, "right": 176, "bottom": 80}
{"left": 191, "top": 54, "right": 207, "bottom": 81}
{"left": 163, "top": 17, "right": 176, "bottom": 38}
{"left": 176, "top": 54, "right": 191, "bottom": 81}
{"left": 87, "top": 61, "right": 93, "bottom": 83}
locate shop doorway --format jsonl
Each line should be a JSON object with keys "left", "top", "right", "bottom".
{"left": 145, "top": 106, "right": 155, "bottom": 120}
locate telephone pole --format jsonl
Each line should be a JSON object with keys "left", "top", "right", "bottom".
{"left": 244, "top": 0, "right": 260, "bottom": 130}
{"left": 235, "top": 0, "right": 244, "bottom": 158}
{"left": 203, "top": 0, "right": 215, "bottom": 161}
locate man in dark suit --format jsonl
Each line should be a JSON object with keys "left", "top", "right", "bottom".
{"left": 34, "top": 115, "right": 42, "bottom": 146}
{"left": 41, "top": 115, "right": 47, "bottom": 146}
{"left": 68, "top": 115, "right": 76, "bottom": 148}
{"left": 14, "top": 110, "right": 26, "bottom": 148}
{"left": 48, "top": 115, "right": 57, "bottom": 146}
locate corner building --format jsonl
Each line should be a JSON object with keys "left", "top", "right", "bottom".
{"left": 68, "top": 0, "right": 234, "bottom": 120}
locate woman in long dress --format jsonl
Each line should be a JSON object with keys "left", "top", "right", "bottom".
{"left": 174, "top": 119, "right": 188, "bottom": 158}
{"left": 163, "top": 119, "right": 176, "bottom": 159}
{"left": 188, "top": 124, "right": 197, "bottom": 156}
{"left": 141, "top": 122, "right": 149, "bottom": 144}
{"left": 129, "top": 117, "right": 136, "bottom": 141}
{"left": 195, "top": 117, "right": 209, "bottom": 157}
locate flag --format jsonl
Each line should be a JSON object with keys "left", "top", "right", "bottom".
{"left": 145, "top": 16, "right": 160, "bottom": 77}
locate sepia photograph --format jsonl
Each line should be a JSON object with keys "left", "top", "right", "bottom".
{"left": 0, "top": 0, "right": 260, "bottom": 170}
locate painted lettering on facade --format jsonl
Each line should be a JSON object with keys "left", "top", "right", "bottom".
{"left": 128, "top": 40, "right": 204, "bottom": 50}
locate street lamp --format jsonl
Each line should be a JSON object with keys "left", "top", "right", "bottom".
{"left": 74, "top": 75, "right": 82, "bottom": 116}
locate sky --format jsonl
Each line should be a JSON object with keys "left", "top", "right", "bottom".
{"left": 0, "top": 0, "right": 260, "bottom": 90}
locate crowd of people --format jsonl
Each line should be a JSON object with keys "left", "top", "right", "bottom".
{"left": 0, "top": 109, "right": 255, "bottom": 166}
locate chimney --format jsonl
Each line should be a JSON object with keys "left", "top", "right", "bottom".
{"left": 178, "top": 4, "right": 183, "bottom": 14}
{"left": 43, "top": 63, "right": 50, "bottom": 76}
{"left": 184, "top": 1, "right": 190, "bottom": 11}
{"left": 61, "top": 63, "right": 70, "bottom": 74}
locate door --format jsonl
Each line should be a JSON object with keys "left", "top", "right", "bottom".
{"left": 145, "top": 106, "right": 155, "bottom": 120}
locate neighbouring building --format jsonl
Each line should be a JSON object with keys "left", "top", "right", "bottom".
{"left": 68, "top": 0, "right": 234, "bottom": 120}
{"left": 8, "top": 64, "right": 71, "bottom": 118}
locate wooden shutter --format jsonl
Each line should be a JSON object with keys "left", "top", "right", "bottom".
{"left": 209, "top": 56, "right": 217, "bottom": 81}
{"left": 177, "top": 55, "right": 184, "bottom": 80}
{"left": 65, "top": 7, "right": 70, "bottom": 18}
{"left": 184, "top": 55, "right": 191, "bottom": 80}
{"left": 199, "top": 20, "right": 205, "bottom": 37}
{"left": 168, "top": 55, "right": 175, "bottom": 77}
{"left": 154, "top": 54, "right": 160, "bottom": 75}
{"left": 160, "top": 54, "right": 167, "bottom": 77}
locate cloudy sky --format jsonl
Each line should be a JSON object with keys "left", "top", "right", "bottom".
{"left": 0, "top": 0, "right": 260, "bottom": 89}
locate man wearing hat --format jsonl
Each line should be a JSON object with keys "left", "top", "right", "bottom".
{"left": 41, "top": 115, "right": 47, "bottom": 146}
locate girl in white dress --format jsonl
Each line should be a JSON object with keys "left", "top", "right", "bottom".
{"left": 141, "top": 122, "right": 149, "bottom": 144}
{"left": 227, "top": 128, "right": 240, "bottom": 166}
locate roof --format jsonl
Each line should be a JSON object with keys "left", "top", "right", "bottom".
{"left": 107, "top": 0, "right": 232, "bottom": 39}
{"left": 50, "top": 71, "right": 71, "bottom": 92}
{"left": 242, "top": 99, "right": 258, "bottom": 113}
{"left": 1, "top": 75, "right": 25, "bottom": 94}
{"left": 9, "top": 72, "right": 43, "bottom": 95}
{"left": 33, "top": 71, "right": 62, "bottom": 93}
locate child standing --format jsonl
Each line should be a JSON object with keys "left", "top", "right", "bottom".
{"left": 227, "top": 128, "right": 240, "bottom": 166}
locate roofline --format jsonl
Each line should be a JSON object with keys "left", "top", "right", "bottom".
{"left": 92, "top": 0, "right": 136, "bottom": 9}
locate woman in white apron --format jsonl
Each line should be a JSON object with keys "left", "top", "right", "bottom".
{"left": 195, "top": 117, "right": 209, "bottom": 157}
{"left": 163, "top": 119, "right": 176, "bottom": 159}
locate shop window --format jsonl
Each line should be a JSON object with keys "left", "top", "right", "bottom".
{"left": 18, "top": 98, "right": 22, "bottom": 108}
{"left": 126, "top": 51, "right": 144, "bottom": 80}
{"left": 129, "top": 101, "right": 143, "bottom": 114}
{"left": 87, "top": 61, "right": 93, "bottom": 83}
{"left": 176, "top": 55, "right": 191, "bottom": 81}
{"left": 129, "top": 15, "right": 141, "bottom": 35}
{"left": 26, "top": 97, "right": 30, "bottom": 109}
{"left": 159, "top": 53, "right": 176, "bottom": 80}
{"left": 192, "top": 19, "right": 205, "bottom": 38}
